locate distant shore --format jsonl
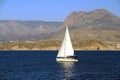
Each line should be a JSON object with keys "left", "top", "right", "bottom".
{"left": 0, "top": 40, "right": 119, "bottom": 51}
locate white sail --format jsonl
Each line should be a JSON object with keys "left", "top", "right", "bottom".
{"left": 57, "top": 26, "right": 74, "bottom": 57}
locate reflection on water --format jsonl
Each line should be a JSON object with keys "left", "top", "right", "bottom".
{"left": 57, "top": 62, "right": 77, "bottom": 79}
{"left": 58, "top": 62, "right": 75, "bottom": 69}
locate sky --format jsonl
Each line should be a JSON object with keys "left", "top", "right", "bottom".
{"left": 0, "top": 0, "right": 120, "bottom": 21}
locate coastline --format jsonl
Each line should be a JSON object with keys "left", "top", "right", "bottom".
{"left": 0, "top": 40, "right": 119, "bottom": 51}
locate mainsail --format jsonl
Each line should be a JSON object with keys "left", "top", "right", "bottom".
{"left": 57, "top": 26, "right": 74, "bottom": 57}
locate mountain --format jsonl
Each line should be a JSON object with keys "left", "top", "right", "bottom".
{"left": 62, "top": 9, "right": 120, "bottom": 30}
{"left": 58, "top": 9, "right": 120, "bottom": 42}
{"left": 0, "top": 9, "right": 120, "bottom": 42}
{"left": 0, "top": 20, "right": 62, "bottom": 41}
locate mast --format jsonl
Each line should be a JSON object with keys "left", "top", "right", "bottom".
{"left": 64, "top": 27, "right": 67, "bottom": 58}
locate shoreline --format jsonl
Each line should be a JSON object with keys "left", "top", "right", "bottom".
{"left": 0, "top": 49, "right": 119, "bottom": 51}
{"left": 0, "top": 40, "right": 119, "bottom": 51}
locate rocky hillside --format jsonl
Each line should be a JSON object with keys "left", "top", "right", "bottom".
{"left": 62, "top": 9, "right": 120, "bottom": 30}
{"left": 0, "top": 9, "right": 120, "bottom": 42}
{"left": 58, "top": 9, "right": 120, "bottom": 42}
{"left": 0, "top": 9, "right": 120, "bottom": 50}
{"left": 0, "top": 20, "right": 62, "bottom": 41}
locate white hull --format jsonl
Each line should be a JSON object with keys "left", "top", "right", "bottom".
{"left": 56, "top": 58, "right": 78, "bottom": 62}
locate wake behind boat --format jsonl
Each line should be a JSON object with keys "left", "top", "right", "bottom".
{"left": 56, "top": 26, "right": 78, "bottom": 62}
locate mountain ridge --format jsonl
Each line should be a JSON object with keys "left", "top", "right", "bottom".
{"left": 0, "top": 9, "right": 120, "bottom": 50}
{"left": 61, "top": 9, "right": 120, "bottom": 30}
{"left": 0, "top": 20, "right": 62, "bottom": 41}
{"left": 0, "top": 9, "right": 120, "bottom": 42}
{"left": 56, "top": 9, "right": 120, "bottom": 42}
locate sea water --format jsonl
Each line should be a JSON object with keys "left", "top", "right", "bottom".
{"left": 0, "top": 51, "right": 120, "bottom": 80}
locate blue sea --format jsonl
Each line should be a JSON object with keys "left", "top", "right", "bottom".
{"left": 0, "top": 51, "right": 120, "bottom": 80}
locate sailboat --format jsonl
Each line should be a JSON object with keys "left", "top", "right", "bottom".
{"left": 56, "top": 26, "right": 78, "bottom": 62}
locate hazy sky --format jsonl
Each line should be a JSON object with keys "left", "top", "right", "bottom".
{"left": 0, "top": 0, "right": 120, "bottom": 21}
